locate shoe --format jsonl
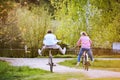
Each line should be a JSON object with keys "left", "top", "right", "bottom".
{"left": 53, "top": 63, "right": 56, "bottom": 66}
{"left": 91, "top": 59, "right": 94, "bottom": 63}
{"left": 62, "top": 47, "right": 66, "bottom": 55}
{"left": 76, "top": 62, "right": 80, "bottom": 67}
{"left": 91, "top": 60, "right": 94, "bottom": 63}
{"left": 91, "top": 59, "right": 94, "bottom": 65}
{"left": 38, "top": 49, "right": 42, "bottom": 56}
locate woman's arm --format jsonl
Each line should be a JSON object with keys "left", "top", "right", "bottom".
{"left": 77, "top": 38, "right": 81, "bottom": 46}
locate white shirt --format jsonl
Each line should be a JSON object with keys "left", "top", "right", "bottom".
{"left": 43, "top": 33, "right": 58, "bottom": 45}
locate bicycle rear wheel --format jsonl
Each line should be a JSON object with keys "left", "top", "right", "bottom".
{"left": 84, "top": 54, "right": 89, "bottom": 71}
{"left": 81, "top": 56, "right": 85, "bottom": 68}
{"left": 82, "top": 52, "right": 89, "bottom": 71}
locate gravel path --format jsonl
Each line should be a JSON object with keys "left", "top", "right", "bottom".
{"left": 0, "top": 57, "right": 120, "bottom": 78}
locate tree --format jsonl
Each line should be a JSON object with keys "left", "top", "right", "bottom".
{"left": 16, "top": 6, "right": 51, "bottom": 48}
{"left": 0, "top": 1, "right": 22, "bottom": 49}
{"left": 50, "top": 0, "right": 120, "bottom": 49}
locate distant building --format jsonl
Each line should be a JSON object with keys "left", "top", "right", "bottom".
{"left": 112, "top": 42, "right": 120, "bottom": 53}
{"left": 113, "top": 42, "right": 120, "bottom": 50}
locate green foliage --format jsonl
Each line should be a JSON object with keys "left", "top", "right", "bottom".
{"left": 51, "top": 0, "right": 88, "bottom": 46}
{"left": 16, "top": 6, "right": 51, "bottom": 48}
{"left": 0, "top": 1, "right": 52, "bottom": 49}
{"left": 1, "top": 0, "right": 120, "bottom": 49}
{"left": 0, "top": 0, "right": 14, "bottom": 11}
{"left": 90, "top": 0, "right": 120, "bottom": 48}
{"left": 50, "top": 0, "right": 120, "bottom": 49}
{"left": 0, "top": 1, "right": 22, "bottom": 48}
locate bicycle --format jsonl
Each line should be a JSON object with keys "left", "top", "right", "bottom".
{"left": 81, "top": 51, "right": 91, "bottom": 71}
{"left": 38, "top": 42, "right": 65, "bottom": 72}
{"left": 38, "top": 48, "right": 55, "bottom": 72}
{"left": 48, "top": 48, "right": 54, "bottom": 72}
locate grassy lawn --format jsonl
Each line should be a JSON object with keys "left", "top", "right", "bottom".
{"left": 51, "top": 54, "right": 120, "bottom": 72}
{"left": 59, "top": 58, "right": 120, "bottom": 72}
{"left": 94, "top": 55, "right": 120, "bottom": 58}
{"left": 39, "top": 54, "right": 120, "bottom": 58}
{"left": 0, "top": 60, "right": 87, "bottom": 80}
{"left": 0, "top": 60, "right": 50, "bottom": 80}
{"left": 0, "top": 59, "right": 120, "bottom": 80}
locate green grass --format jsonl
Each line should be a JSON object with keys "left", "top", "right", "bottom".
{"left": 92, "top": 60, "right": 120, "bottom": 68}
{"left": 0, "top": 60, "right": 87, "bottom": 80}
{"left": 92, "top": 59, "right": 120, "bottom": 72}
{"left": 0, "top": 59, "right": 120, "bottom": 80}
{"left": 0, "top": 60, "right": 50, "bottom": 80}
{"left": 0, "top": 60, "right": 85, "bottom": 80}
{"left": 37, "top": 54, "right": 77, "bottom": 58}
{"left": 54, "top": 54, "right": 77, "bottom": 58}
{"left": 94, "top": 55, "right": 120, "bottom": 58}
{"left": 59, "top": 59, "right": 120, "bottom": 72}
{"left": 90, "top": 78, "right": 120, "bottom": 80}
{"left": 24, "top": 73, "right": 86, "bottom": 80}
{"left": 37, "top": 54, "right": 120, "bottom": 58}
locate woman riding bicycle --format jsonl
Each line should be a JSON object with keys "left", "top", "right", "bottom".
{"left": 76, "top": 31, "right": 94, "bottom": 66}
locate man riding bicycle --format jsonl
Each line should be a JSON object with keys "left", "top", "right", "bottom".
{"left": 38, "top": 30, "right": 66, "bottom": 55}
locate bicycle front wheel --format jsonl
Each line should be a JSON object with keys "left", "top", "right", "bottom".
{"left": 49, "top": 56, "right": 53, "bottom": 72}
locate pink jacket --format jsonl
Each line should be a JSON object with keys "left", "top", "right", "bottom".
{"left": 77, "top": 36, "right": 92, "bottom": 49}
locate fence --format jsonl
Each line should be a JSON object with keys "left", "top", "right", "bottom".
{"left": 0, "top": 48, "right": 120, "bottom": 58}
{"left": 0, "top": 49, "right": 37, "bottom": 58}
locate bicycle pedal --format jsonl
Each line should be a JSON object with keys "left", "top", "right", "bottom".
{"left": 47, "top": 63, "right": 56, "bottom": 66}
{"left": 53, "top": 64, "right": 56, "bottom": 66}
{"left": 46, "top": 63, "right": 50, "bottom": 65}
{"left": 52, "top": 63, "right": 56, "bottom": 66}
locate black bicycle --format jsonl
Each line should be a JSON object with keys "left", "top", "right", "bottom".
{"left": 48, "top": 48, "right": 54, "bottom": 72}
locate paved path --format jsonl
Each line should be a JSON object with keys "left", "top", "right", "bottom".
{"left": 0, "top": 57, "right": 120, "bottom": 78}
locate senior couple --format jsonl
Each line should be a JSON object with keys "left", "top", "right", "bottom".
{"left": 38, "top": 30, "right": 94, "bottom": 66}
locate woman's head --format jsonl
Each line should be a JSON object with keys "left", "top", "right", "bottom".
{"left": 80, "top": 31, "right": 87, "bottom": 36}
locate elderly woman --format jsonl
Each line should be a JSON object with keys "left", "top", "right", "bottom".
{"left": 76, "top": 31, "right": 94, "bottom": 66}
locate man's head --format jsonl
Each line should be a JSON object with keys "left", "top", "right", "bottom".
{"left": 47, "top": 30, "right": 52, "bottom": 33}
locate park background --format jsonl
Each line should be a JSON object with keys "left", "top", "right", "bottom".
{"left": 0, "top": 0, "right": 120, "bottom": 80}
{"left": 0, "top": 0, "right": 120, "bottom": 57}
